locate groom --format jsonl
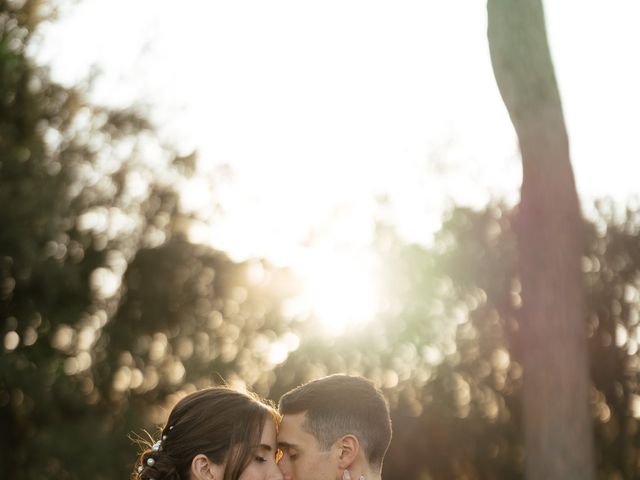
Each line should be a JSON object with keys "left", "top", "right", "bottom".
{"left": 277, "top": 374, "right": 392, "bottom": 480}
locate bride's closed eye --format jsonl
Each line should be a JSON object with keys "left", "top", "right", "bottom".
{"left": 254, "top": 444, "right": 278, "bottom": 463}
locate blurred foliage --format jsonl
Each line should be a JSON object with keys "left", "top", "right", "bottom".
{"left": 3, "top": 2, "right": 640, "bottom": 480}
{"left": 273, "top": 202, "right": 640, "bottom": 480}
{"left": 0, "top": 2, "right": 296, "bottom": 479}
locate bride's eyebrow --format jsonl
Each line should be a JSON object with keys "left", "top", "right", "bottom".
{"left": 257, "top": 444, "right": 274, "bottom": 451}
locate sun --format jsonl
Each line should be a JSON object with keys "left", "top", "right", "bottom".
{"left": 293, "top": 249, "right": 380, "bottom": 336}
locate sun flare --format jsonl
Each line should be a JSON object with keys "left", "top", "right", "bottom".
{"left": 292, "top": 250, "right": 380, "bottom": 336}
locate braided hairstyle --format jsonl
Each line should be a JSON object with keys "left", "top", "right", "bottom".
{"left": 132, "top": 387, "right": 279, "bottom": 480}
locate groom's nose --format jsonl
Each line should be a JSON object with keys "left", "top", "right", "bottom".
{"left": 277, "top": 456, "right": 293, "bottom": 480}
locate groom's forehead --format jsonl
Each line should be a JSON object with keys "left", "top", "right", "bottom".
{"left": 278, "top": 412, "right": 314, "bottom": 443}
{"left": 279, "top": 412, "right": 306, "bottom": 433}
{"left": 280, "top": 411, "right": 307, "bottom": 427}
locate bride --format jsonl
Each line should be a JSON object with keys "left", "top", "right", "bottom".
{"left": 133, "top": 387, "right": 283, "bottom": 480}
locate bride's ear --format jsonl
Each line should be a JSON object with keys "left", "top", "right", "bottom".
{"left": 336, "top": 434, "right": 360, "bottom": 469}
{"left": 191, "top": 454, "right": 223, "bottom": 480}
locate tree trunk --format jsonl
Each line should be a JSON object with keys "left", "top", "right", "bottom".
{"left": 486, "top": 1, "right": 595, "bottom": 479}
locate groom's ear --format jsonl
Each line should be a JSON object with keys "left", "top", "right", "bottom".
{"left": 336, "top": 434, "right": 360, "bottom": 469}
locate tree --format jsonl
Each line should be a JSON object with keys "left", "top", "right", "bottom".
{"left": 0, "top": 2, "right": 298, "bottom": 478}
{"left": 487, "top": 1, "right": 595, "bottom": 478}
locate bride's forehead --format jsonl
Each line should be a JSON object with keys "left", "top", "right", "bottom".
{"left": 260, "top": 418, "right": 278, "bottom": 442}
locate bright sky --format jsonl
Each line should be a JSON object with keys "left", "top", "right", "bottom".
{"left": 37, "top": 1, "right": 640, "bottom": 333}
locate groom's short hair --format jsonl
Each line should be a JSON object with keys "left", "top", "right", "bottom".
{"left": 278, "top": 374, "right": 392, "bottom": 469}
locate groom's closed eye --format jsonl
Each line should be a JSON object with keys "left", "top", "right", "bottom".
{"left": 276, "top": 443, "right": 299, "bottom": 462}
{"left": 278, "top": 451, "right": 299, "bottom": 464}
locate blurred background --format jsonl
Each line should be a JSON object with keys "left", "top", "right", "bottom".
{"left": 1, "top": 1, "right": 640, "bottom": 479}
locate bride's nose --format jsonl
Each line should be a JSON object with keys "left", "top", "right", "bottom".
{"left": 267, "top": 461, "right": 284, "bottom": 480}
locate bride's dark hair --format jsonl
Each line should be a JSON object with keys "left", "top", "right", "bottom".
{"left": 132, "top": 387, "right": 279, "bottom": 480}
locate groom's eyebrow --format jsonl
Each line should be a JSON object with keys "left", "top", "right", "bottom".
{"left": 277, "top": 441, "right": 297, "bottom": 449}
